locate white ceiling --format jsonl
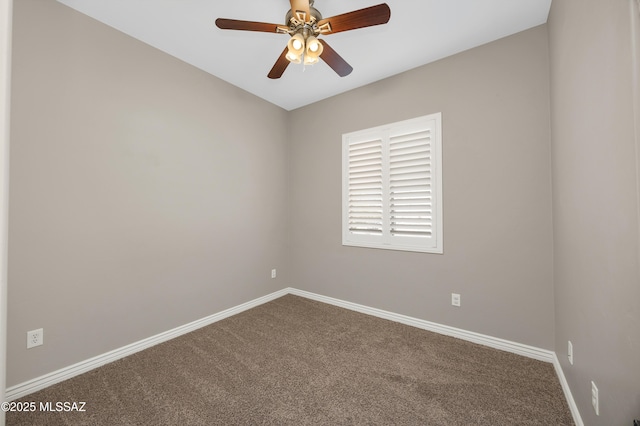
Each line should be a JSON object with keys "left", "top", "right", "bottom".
{"left": 56, "top": 0, "right": 551, "bottom": 111}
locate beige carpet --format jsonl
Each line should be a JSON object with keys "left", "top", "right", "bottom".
{"left": 7, "top": 294, "right": 574, "bottom": 425}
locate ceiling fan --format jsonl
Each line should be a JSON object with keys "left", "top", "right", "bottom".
{"left": 215, "top": 0, "right": 391, "bottom": 79}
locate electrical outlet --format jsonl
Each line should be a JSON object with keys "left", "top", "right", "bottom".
{"left": 591, "top": 381, "right": 599, "bottom": 415}
{"left": 568, "top": 340, "right": 573, "bottom": 365}
{"left": 271, "top": 269, "right": 276, "bottom": 279}
{"left": 27, "top": 328, "right": 43, "bottom": 349}
{"left": 451, "top": 293, "right": 461, "bottom": 307}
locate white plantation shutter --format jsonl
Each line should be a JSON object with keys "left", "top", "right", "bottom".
{"left": 389, "top": 128, "right": 432, "bottom": 238}
{"left": 343, "top": 113, "right": 442, "bottom": 253}
{"left": 347, "top": 137, "right": 383, "bottom": 236}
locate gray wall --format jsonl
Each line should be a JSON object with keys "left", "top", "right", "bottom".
{"left": 548, "top": 0, "right": 640, "bottom": 424}
{"left": 288, "top": 25, "right": 555, "bottom": 350}
{"left": 8, "top": 0, "right": 289, "bottom": 386}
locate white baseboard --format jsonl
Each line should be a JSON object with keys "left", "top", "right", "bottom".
{"left": 552, "top": 353, "right": 584, "bottom": 426}
{"left": 5, "top": 288, "right": 289, "bottom": 401}
{"left": 288, "top": 288, "right": 555, "bottom": 363}
{"left": 7, "top": 286, "right": 582, "bottom": 426}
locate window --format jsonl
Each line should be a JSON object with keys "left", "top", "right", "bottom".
{"left": 342, "top": 113, "right": 442, "bottom": 253}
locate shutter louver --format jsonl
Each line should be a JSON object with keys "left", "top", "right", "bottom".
{"left": 389, "top": 129, "right": 433, "bottom": 238}
{"left": 347, "top": 138, "right": 383, "bottom": 235}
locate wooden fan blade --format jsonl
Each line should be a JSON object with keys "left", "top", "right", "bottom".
{"left": 319, "top": 40, "right": 353, "bottom": 77}
{"left": 317, "top": 3, "right": 391, "bottom": 35}
{"left": 268, "top": 47, "right": 291, "bottom": 79}
{"left": 289, "top": 0, "right": 311, "bottom": 22}
{"left": 215, "top": 18, "right": 286, "bottom": 33}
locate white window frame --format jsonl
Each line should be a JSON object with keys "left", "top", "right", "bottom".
{"left": 342, "top": 113, "right": 443, "bottom": 254}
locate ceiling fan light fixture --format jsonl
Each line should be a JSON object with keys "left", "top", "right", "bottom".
{"left": 286, "top": 51, "right": 302, "bottom": 64}
{"left": 306, "top": 36, "right": 323, "bottom": 55}
{"left": 303, "top": 55, "right": 320, "bottom": 65}
{"left": 286, "top": 33, "right": 305, "bottom": 63}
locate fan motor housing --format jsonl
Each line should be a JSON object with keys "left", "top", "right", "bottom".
{"left": 285, "top": 6, "right": 323, "bottom": 28}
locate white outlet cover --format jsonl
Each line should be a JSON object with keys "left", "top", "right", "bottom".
{"left": 568, "top": 340, "right": 573, "bottom": 365}
{"left": 451, "top": 293, "right": 461, "bottom": 307}
{"left": 27, "top": 328, "right": 43, "bottom": 349}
